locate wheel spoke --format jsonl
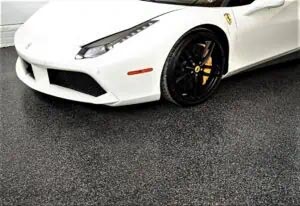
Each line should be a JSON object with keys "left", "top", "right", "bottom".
{"left": 202, "top": 41, "right": 214, "bottom": 58}
{"left": 193, "top": 75, "right": 199, "bottom": 97}
{"left": 185, "top": 66, "right": 194, "bottom": 70}
{"left": 179, "top": 60, "right": 187, "bottom": 71}
{"left": 201, "top": 41, "right": 215, "bottom": 66}
{"left": 176, "top": 73, "right": 194, "bottom": 95}
{"left": 210, "top": 65, "right": 222, "bottom": 77}
{"left": 176, "top": 73, "right": 189, "bottom": 84}
{"left": 184, "top": 50, "right": 197, "bottom": 66}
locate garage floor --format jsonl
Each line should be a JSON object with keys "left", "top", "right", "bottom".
{"left": 0, "top": 47, "right": 299, "bottom": 205}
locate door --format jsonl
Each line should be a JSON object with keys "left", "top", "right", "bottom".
{"left": 230, "top": 0, "right": 299, "bottom": 69}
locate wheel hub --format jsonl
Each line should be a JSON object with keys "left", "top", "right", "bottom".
{"left": 194, "top": 65, "right": 202, "bottom": 73}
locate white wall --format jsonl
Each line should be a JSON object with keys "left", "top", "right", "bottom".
{"left": 0, "top": 1, "right": 47, "bottom": 48}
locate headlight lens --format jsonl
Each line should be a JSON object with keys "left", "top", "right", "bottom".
{"left": 75, "top": 19, "right": 158, "bottom": 60}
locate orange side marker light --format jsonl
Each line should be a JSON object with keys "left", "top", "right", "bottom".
{"left": 127, "top": 68, "right": 153, "bottom": 76}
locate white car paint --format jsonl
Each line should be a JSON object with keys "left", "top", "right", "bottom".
{"left": 230, "top": 0, "right": 299, "bottom": 73}
{"left": 15, "top": 0, "right": 300, "bottom": 106}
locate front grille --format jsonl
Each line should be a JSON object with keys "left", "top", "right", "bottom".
{"left": 48, "top": 69, "right": 106, "bottom": 97}
{"left": 24, "top": 60, "right": 35, "bottom": 79}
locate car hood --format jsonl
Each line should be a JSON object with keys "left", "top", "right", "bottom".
{"left": 17, "top": 0, "right": 182, "bottom": 47}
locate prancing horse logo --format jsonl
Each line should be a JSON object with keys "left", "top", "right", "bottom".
{"left": 224, "top": 13, "right": 233, "bottom": 25}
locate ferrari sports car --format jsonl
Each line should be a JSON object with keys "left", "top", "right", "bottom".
{"left": 15, "top": 0, "right": 299, "bottom": 106}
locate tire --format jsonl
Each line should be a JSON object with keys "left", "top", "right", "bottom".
{"left": 161, "top": 28, "right": 226, "bottom": 106}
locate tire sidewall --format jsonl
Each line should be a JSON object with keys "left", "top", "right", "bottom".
{"left": 161, "top": 28, "right": 226, "bottom": 106}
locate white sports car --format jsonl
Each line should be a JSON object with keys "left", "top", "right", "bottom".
{"left": 15, "top": 0, "right": 299, "bottom": 106}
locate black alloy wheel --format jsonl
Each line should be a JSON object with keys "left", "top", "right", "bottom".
{"left": 161, "top": 28, "right": 226, "bottom": 106}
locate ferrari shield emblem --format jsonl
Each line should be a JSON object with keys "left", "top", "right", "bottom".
{"left": 224, "top": 13, "right": 232, "bottom": 25}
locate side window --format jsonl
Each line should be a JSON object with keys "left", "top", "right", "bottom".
{"left": 227, "top": 0, "right": 255, "bottom": 7}
{"left": 195, "top": 0, "right": 226, "bottom": 7}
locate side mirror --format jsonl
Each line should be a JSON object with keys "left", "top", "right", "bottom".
{"left": 245, "top": 0, "right": 285, "bottom": 16}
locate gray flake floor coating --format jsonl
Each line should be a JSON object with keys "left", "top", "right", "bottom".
{"left": 0, "top": 47, "right": 299, "bottom": 205}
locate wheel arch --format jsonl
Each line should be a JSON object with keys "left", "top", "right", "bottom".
{"left": 196, "top": 24, "right": 230, "bottom": 74}
{"left": 160, "top": 23, "right": 230, "bottom": 105}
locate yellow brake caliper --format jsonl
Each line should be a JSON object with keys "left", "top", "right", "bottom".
{"left": 202, "top": 57, "right": 212, "bottom": 85}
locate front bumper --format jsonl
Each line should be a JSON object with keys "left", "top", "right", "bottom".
{"left": 15, "top": 25, "right": 163, "bottom": 106}
{"left": 16, "top": 57, "right": 119, "bottom": 105}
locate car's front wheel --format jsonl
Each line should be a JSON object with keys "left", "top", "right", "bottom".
{"left": 161, "top": 28, "right": 226, "bottom": 106}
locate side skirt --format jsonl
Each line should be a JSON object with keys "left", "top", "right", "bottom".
{"left": 224, "top": 48, "right": 300, "bottom": 79}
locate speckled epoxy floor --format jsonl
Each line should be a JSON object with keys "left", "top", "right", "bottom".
{"left": 0, "top": 47, "right": 299, "bottom": 206}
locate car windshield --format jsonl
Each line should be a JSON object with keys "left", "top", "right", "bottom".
{"left": 141, "top": 0, "right": 227, "bottom": 7}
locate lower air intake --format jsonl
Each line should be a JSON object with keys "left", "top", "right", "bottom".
{"left": 48, "top": 69, "right": 106, "bottom": 97}
{"left": 23, "top": 60, "right": 35, "bottom": 79}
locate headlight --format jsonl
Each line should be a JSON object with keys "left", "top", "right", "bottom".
{"left": 75, "top": 19, "right": 158, "bottom": 60}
